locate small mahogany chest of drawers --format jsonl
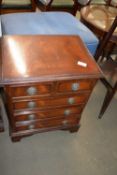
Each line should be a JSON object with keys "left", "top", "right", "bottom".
{"left": 1, "top": 35, "right": 102, "bottom": 141}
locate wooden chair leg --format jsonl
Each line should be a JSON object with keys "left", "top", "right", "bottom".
{"left": 99, "top": 87, "right": 116, "bottom": 119}
{"left": 45, "top": 0, "right": 53, "bottom": 11}
{"left": 72, "top": 1, "right": 79, "bottom": 16}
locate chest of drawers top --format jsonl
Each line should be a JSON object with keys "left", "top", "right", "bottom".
{"left": 1, "top": 35, "right": 102, "bottom": 85}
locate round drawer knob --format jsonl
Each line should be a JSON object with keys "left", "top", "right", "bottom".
{"left": 27, "top": 87, "right": 37, "bottom": 95}
{"left": 68, "top": 98, "right": 75, "bottom": 105}
{"left": 62, "top": 120, "right": 68, "bottom": 126}
{"left": 64, "top": 109, "right": 71, "bottom": 116}
{"left": 71, "top": 83, "right": 79, "bottom": 91}
{"left": 28, "top": 114, "right": 35, "bottom": 120}
{"left": 28, "top": 124, "right": 35, "bottom": 130}
{"left": 27, "top": 101, "right": 36, "bottom": 108}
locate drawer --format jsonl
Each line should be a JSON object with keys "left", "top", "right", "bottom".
{"left": 9, "top": 83, "right": 52, "bottom": 97}
{"left": 58, "top": 80, "right": 95, "bottom": 93}
{"left": 14, "top": 106, "right": 83, "bottom": 122}
{"left": 15, "top": 116, "right": 80, "bottom": 132}
{"left": 13, "top": 94, "right": 89, "bottom": 110}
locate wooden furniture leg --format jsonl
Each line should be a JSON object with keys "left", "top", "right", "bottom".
{"left": 99, "top": 82, "right": 117, "bottom": 118}
{"left": 0, "top": 107, "right": 4, "bottom": 132}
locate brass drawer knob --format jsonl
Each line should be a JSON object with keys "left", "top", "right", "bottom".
{"left": 62, "top": 120, "right": 68, "bottom": 126}
{"left": 68, "top": 97, "right": 75, "bottom": 105}
{"left": 27, "top": 87, "right": 37, "bottom": 95}
{"left": 64, "top": 109, "right": 71, "bottom": 116}
{"left": 71, "top": 83, "right": 79, "bottom": 91}
{"left": 28, "top": 114, "right": 35, "bottom": 120}
{"left": 27, "top": 101, "right": 36, "bottom": 108}
{"left": 28, "top": 124, "right": 35, "bottom": 130}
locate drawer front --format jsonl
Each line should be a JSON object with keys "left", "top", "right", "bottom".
{"left": 14, "top": 106, "right": 83, "bottom": 122}
{"left": 13, "top": 94, "right": 89, "bottom": 110}
{"left": 10, "top": 83, "right": 52, "bottom": 97}
{"left": 58, "top": 80, "right": 95, "bottom": 93}
{"left": 15, "top": 116, "right": 80, "bottom": 132}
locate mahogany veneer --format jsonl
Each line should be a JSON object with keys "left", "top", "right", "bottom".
{"left": 1, "top": 35, "right": 102, "bottom": 141}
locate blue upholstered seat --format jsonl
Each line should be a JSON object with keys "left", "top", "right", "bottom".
{"left": 1, "top": 12, "right": 99, "bottom": 55}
